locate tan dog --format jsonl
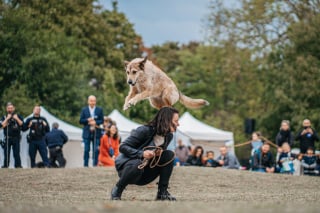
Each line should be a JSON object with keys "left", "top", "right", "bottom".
{"left": 123, "top": 57, "right": 209, "bottom": 110}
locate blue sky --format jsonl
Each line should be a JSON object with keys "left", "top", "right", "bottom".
{"left": 98, "top": 0, "right": 211, "bottom": 46}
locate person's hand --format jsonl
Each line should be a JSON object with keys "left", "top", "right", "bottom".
{"left": 88, "top": 119, "right": 96, "bottom": 126}
{"left": 42, "top": 120, "right": 47, "bottom": 126}
{"left": 6, "top": 114, "right": 12, "bottom": 120}
{"left": 143, "top": 150, "right": 154, "bottom": 159}
{"left": 28, "top": 121, "right": 33, "bottom": 128}
{"left": 277, "top": 147, "right": 283, "bottom": 153}
{"left": 12, "top": 114, "right": 19, "bottom": 120}
{"left": 307, "top": 128, "right": 313, "bottom": 134}
{"left": 218, "top": 160, "right": 224, "bottom": 166}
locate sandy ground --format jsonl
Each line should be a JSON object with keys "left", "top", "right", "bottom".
{"left": 0, "top": 167, "right": 320, "bottom": 213}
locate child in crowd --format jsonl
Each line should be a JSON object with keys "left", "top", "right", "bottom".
{"left": 278, "top": 142, "right": 296, "bottom": 174}
{"left": 204, "top": 151, "right": 220, "bottom": 167}
{"left": 301, "top": 147, "right": 319, "bottom": 175}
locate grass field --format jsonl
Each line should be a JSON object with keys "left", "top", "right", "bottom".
{"left": 0, "top": 167, "right": 319, "bottom": 213}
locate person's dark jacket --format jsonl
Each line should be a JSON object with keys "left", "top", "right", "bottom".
{"left": 275, "top": 130, "right": 294, "bottom": 147}
{"left": 185, "top": 155, "right": 203, "bottom": 166}
{"left": 115, "top": 125, "right": 173, "bottom": 171}
{"left": 252, "top": 149, "right": 274, "bottom": 170}
{"left": 0, "top": 114, "right": 24, "bottom": 138}
{"left": 45, "top": 128, "right": 68, "bottom": 148}
{"left": 295, "top": 128, "right": 319, "bottom": 153}
{"left": 79, "top": 106, "right": 104, "bottom": 140}
{"left": 23, "top": 116, "right": 50, "bottom": 141}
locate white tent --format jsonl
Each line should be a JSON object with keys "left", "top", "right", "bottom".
{"left": 108, "top": 109, "right": 141, "bottom": 140}
{"left": 178, "top": 112, "right": 234, "bottom": 153}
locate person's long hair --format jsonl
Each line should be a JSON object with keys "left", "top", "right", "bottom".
{"left": 192, "top": 146, "right": 204, "bottom": 158}
{"left": 106, "top": 124, "right": 119, "bottom": 140}
{"left": 147, "top": 107, "right": 179, "bottom": 136}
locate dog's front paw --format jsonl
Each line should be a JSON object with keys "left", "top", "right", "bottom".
{"left": 128, "top": 99, "right": 137, "bottom": 107}
{"left": 123, "top": 103, "right": 131, "bottom": 111}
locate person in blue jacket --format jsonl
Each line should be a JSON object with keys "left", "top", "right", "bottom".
{"left": 45, "top": 122, "right": 68, "bottom": 168}
{"left": 79, "top": 95, "right": 104, "bottom": 167}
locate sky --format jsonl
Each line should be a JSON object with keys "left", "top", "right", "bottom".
{"left": 98, "top": 0, "right": 211, "bottom": 47}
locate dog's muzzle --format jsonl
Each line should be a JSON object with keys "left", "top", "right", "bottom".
{"left": 127, "top": 79, "right": 135, "bottom": 86}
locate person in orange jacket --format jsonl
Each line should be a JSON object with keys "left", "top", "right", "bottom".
{"left": 98, "top": 123, "right": 120, "bottom": 167}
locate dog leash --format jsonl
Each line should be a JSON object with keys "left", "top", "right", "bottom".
{"left": 137, "top": 146, "right": 175, "bottom": 169}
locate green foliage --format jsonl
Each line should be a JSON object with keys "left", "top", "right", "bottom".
{"left": 0, "top": 0, "right": 143, "bottom": 125}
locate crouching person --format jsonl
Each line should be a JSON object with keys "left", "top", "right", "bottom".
{"left": 111, "top": 107, "right": 179, "bottom": 201}
{"left": 45, "top": 122, "right": 68, "bottom": 168}
{"left": 252, "top": 143, "right": 275, "bottom": 173}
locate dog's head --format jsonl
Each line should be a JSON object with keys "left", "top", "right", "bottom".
{"left": 124, "top": 57, "right": 147, "bottom": 86}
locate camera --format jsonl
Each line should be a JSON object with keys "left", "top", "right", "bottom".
{"left": 304, "top": 126, "right": 311, "bottom": 129}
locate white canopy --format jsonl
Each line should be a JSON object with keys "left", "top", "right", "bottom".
{"left": 108, "top": 109, "right": 141, "bottom": 140}
{"left": 178, "top": 112, "right": 234, "bottom": 142}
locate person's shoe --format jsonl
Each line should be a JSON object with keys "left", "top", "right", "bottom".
{"left": 156, "top": 189, "right": 176, "bottom": 201}
{"left": 111, "top": 185, "right": 124, "bottom": 200}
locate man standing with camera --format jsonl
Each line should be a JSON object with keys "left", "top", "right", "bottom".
{"left": 79, "top": 95, "right": 104, "bottom": 167}
{"left": 23, "top": 105, "right": 50, "bottom": 168}
{"left": 296, "top": 119, "right": 319, "bottom": 154}
{"left": 0, "top": 102, "right": 24, "bottom": 168}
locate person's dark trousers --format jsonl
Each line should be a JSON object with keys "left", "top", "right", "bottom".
{"left": 29, "top": 140, "right": 50, "bottom": 168}
{"left": 83, "top": 137, "right": 100, "bottom": 167}
{"left": 2, "top": 137, "right": 22, "bottom": 168}
{"left": 49, "top": 146, "right": 66, "bottom": 168}
{"left": 116, "top": 150, "right": 174, "bottom": 190}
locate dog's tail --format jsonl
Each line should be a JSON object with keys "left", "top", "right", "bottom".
{"left": 179, "top": 92, "right": 209, "bottom": 109}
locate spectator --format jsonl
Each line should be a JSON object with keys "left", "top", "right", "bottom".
{"left": 102, "top": 116, "right": 113, "bottom": 135}
{"left": 185, "top": 145, "right": 204, "bottom": 166}
{"left": 23, "top": 105, "right": 50, "bottom": 168}
{"left": 0, "top": 102, "right": 24, "bottom": 168}
{"left": 301, "top": 147, "right": 318, "bottom": 176}
{"left": 98, "top": 124, "right": 120, "bottom": 167}
{"left": 216, "top": 146, "right": 240, "bottom": 169}
{"left": 278, "top": 142, "right": 297, "bottom": 174}
{"left": 295, "top": 119, "right": 319, "bottom": 154}
{"left": 174, "top": 139, "right": 189, "bottom": 166}
{"left": 251, "top": 132, "right": 263, "bottom": 153}
{"left": 204, "top": 151, "right": 220, "bottom": 167}
{"left": 275, "top": 120, "right": 294, "bottom": 147}
{"left": 79, "top": 95, "right": 104, "bottom": 167}
{"left": 252, "top": 143, "right": 275, "bottom": 173}
{"left": 45, "top": 122, "right": 68, "bottom": 168}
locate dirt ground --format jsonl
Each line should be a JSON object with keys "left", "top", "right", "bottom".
{"left": 0, "top": 167, "right": 320, "bottom": 213}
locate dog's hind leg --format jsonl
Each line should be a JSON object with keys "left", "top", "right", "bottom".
{"left": 149, "top": 97, "right": 167, "bottom": 109}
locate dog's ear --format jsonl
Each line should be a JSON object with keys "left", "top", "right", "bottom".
{"left": 124, "top": 61, "right": 130, "bottom": 69}
{"left": 139, "top": 56, "right": 148, "bottom": 70}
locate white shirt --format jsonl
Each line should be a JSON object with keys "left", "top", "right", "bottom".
{"left": 153, "top": 134, "right": 165, "bottom": 147}
{"left": 89, "top": 106, "right": 96, "bottom": 118}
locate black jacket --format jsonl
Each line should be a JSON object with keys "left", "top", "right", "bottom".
{"left": 253, "top": 149, "right": 274, "bottom": 170}
{"left": 23, "top": 116, "right": 50, "bottom": 141}
{"left": 296, "top": 128, "right": 319, "bottom": 153}
{"left": 115, "top": 125, "right": 173, "bottom": 171}
{"left": 45, "top": 128, "right": 68, "bottom": 148}
{"left": 275, "top": 130, "right": 294, "bottom": 147}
